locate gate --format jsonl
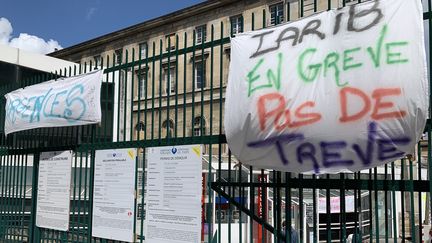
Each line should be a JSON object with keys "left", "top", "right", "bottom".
{"left": 0, "top": 0, "right": 431, "bottom": 242}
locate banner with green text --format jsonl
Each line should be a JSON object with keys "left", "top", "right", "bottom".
{"left": 225, "top": 0, "right": 428, "bottom": 173}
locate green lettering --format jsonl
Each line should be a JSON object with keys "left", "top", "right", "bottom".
{"left": 386, "top": 41, "right": 409, "bottom": 64}
{"left": 366, "top": 24, "right": 388, "bottom": 68}
{"left": 247, "top": 53, "right": 283, "bottom": 97}
{"left": 297, "top": 48, "right": 322, "bottom": 83}
{"left": 247, "top": 58, "right": 264, "bottom": 97}
{"left": 266, "top": 53, "right": 282, "bottom": 91}
{"left": 324, "top": 52, "right": 345, "bottom": 87}
{"left": 343, "top": 47, "right": 362, "bottom": 71}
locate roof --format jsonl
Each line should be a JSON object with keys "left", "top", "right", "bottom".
{"left": 49, "top": 0, "right": 238, "bottom": 58}
{"left": 0, "top": 44, "right": 77, "bottom": 73}
{"left": 0, "top": 44, "right": 78, "bottom": 84}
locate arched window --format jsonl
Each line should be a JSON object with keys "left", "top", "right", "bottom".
{"left": 193, "top": 116, "right": 206, "bottom": 136}
{"left": 135, "top": 121, "right": 145, "bottom": 131}
{"left": 162, "top": 119, "right": 174, "bottom": 138}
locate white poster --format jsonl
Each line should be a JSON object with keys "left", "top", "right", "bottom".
{"left": 225, "top": 0, "right": 428, "bottom": 173}
{"left": 145, "top": 145, "right": 202, "bottom": 243}
{"left": 4, "top": 70, "right": 103, "bottom": 135}
{"left": 92, "top": 148, "right": 136, "bottom": 242}
{"left": 36, "top": 150, "right": 72, "bottom": 231}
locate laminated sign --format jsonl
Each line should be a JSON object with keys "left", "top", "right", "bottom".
{"left": 225, "top": 0, "right": 428, "bottom": 173}
{"left": 4, "top": 70, "right": 103, "bottom": 135}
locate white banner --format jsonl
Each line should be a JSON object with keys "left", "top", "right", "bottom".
{"left": 4, "top": 70, "right": 103, "bottom": 135}
{"left": 36, "top": 150, "right": 72, "bottom": 231}
{"left": 145, "top": 145, "right": 202, "bottom": 243}
{"left": 318, "top": 196, "right": 355, "bottom": 213}
{"left": 92, "top": 148, "right": 136, "bottom": 242}
{"left": 225, "top": 0, "right": 428, "bottom": 173}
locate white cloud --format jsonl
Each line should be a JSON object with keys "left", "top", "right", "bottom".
{"left": 0, "top": 17, "right": 62, "bottom": 54}
{"left": 0, "top": 17, "right": 12, "bottom": 45}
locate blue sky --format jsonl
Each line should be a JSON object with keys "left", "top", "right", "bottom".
{"left": 0, "top": 0, "right": 204, "bottom": 53}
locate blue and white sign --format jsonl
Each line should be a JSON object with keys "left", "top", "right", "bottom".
{"left": 4, "top": 70, "right": 103, "bottom": 135}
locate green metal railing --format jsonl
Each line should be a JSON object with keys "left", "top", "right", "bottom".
{"left": 0, "top": 0, "right": 431, "bottom": 242}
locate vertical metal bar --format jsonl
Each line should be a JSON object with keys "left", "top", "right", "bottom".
{"left": 374, "top": 168, "right": 380, "bottom": 242}
{"left": 191, "top": 30, "right": 196, "bottom": 139}
{"left": 116, "top": 54, "right": 122, "bottom": 142}
{"left": 417, "top": 144, "right": 422, "bottom": 243}
{"left": 174, "top": 35, "right": 179, "bottom": 139}
{"left": 137, "top": 46, "right": 143, "bottom": 142}
{"left": 409, "top": 159, "right": 416, "bottom": 243}
{"left": 182, "top": 32, "right": 187, "bottom": 138}
{"left": 28, "top": 153, "right": 40, "bottom": 243}
{"left": 219, "top": 21, "right": 224, "bottom": 136}
{"left": 313, "top": 175, "right": 317, "bottom": 243}
{"left": 428, "top": 0, "right": 432, "bottom": 234}
{"left": 249, "top": 166, "right": 254, "bottom": 243}
{"left": 238, "top": 159, "right": 243, "bottom": 243}
{"left": 140, "top": 149, "right": 146, "bottom": 243}
{"left": 144, "top": 43, "right": 149, "bottom": 142}
{"left": 260, "top": 169, "right": 265, "bottom": 243}
{"left": 326, "top": 175, "right": 331, "bottom": 243}
{"left": 287, "top": 172, "right": 292, "bottom": 243}
{"left": 228, "top": 149, "right": 232, "bottom": 243}
{"left": 130, "top": 49, "right": 135, "bottom": 141}
{"left": 392, "top": 162, "right": 398, "bottom": 243}
{"left": 384, "top": 165, "right": 389, "bottom": 243}
{"left": 151, "top": 42, "right": 156, "bottom": 141}
{"left": 401, "top": 160, "right": 406, "bottom": 242}
{"left": 340, "top": 173, "right": 346, "bottom": 243}
{"left": 124, "top": 50, "right": 129, "bottom": 142}
{"left": 72, "top": 151, "right": 78, "bottom": 236}
{"left": 158, "top": 39, "right": 163, "bottom": 142}
{"left": 368, "top": 169, "right": 373, "bottom": 241}
{"left": 299, "top": 174, "right": 304, "bottom": 243}
{"left": 167, "top": 36, "right": 172, "bottom": 141}
{"left": 209, "top": 25, "right": 214, "bottom": 139}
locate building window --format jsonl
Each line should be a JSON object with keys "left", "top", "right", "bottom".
{"left": 139, "top": 42, "right": 147, "bottom": 58}
{"left": 138, "top": 71, "right": 147, "bottom": 98}
{"left": 164, "top": 67, "right": 176, "bottom": 95}
{"left": 115, "top": 49, "right": 123, "bottom": 65}
{"left": 230, "top": 15, "right": 243, "bottom": 36}
{"left": 94, "top": 55, "right": 102, "bottom": 66}
{"left": 195, "top": 61, "right": 206, "bottom": 89}
{"left": 195, "top": 25, "right": 207, "bottom": 44}
{"left": 135, "top": 122, "right": 145, "bottom": 131}
{"left": 270, "top": 2, "right": 284, "bottom": 26}
{"left": 162, "top": 119, "right": 174, "bottom": 138}
{"left": 193, "top": 116, "right": 206, "bottom": 136}
{"left": 165, "top": 33, "right": 176, "bottom": 51}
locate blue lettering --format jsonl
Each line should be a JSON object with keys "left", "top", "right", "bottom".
{"left": 296, "top": 142, "right": 320, "bottom": 173}
{"left": 352, "top": 122, "right": 376, "bottom": 165}
{"left": 43, "top": 94, "right": 55, "bottom": 117}
{"left": 49, "top": 90, "right": 67, "bottom": 118}
{"left": 64, "top": 84, "right": 86, "bottom": 122}
{"left": 30, "top": 88, "right": 52, "bottom": 123}
{"left": 320, "top": 141, "right": 353, "bottom": 167}
{"left": 247, "top": 133, "right": 304, "bottom": 165}
{"left": 22, "top": 97, "right": 35, "bottom": 119}
{"left": 246, "top": 121, "right": 412, "bottom": 173}
{"left": 377, "top": 137, "right": 410, "bottom": 160}
{"left": 6, "top": 84, "right": 89, "bottom": 125}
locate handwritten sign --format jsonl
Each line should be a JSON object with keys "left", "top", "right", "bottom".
{"left": 4, "top": 70, "right": 103, "bottom": 135}
{"left": 225, "top": 0, "right": 428, "bottom": 173}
